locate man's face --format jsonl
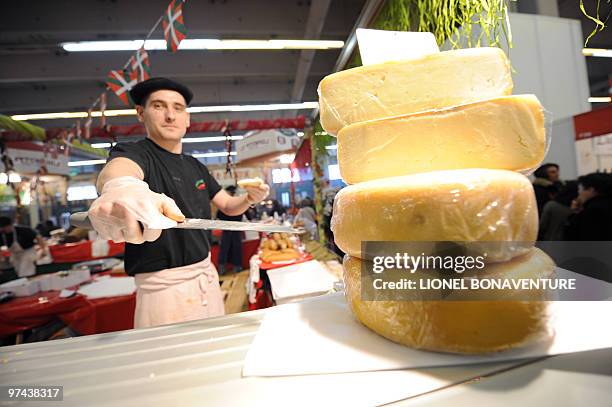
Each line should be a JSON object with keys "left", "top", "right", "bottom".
{"left": 546, "top": 166, "right": 560, "bottom": 182}
{"left": 136, "top": 90, "right": 190, "bottom": 143}
{"left": 578, "top": 184, "right": 596, "bottom": 203}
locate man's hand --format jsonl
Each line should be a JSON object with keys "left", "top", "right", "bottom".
{"left": 245, "top": 183, "right": 270, "bottom": 205}
{"left": 89, "top": 176, "right": 185, "bottom": 244}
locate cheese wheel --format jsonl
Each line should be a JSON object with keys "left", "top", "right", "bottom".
{"left": 343, "top": 248, "right": 555, "bottom": 353}
{"left": 237, "top": 177, "right": 264, "bottom": 188}
{"left": 331, "top": 169, "right": 537, "bottom": 261}
{"left": 319, "top": 47, "right": 512, "bottom": 134}
{"left": 338, "top": 95, "right": 546, "bottom": 184}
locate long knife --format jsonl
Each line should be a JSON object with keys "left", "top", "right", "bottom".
{"left": 69, "top": 212, "right": 298, "bottom": 234}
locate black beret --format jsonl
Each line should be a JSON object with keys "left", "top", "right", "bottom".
{"left": 130, "top": 77, "right": 194, "bottom": 106}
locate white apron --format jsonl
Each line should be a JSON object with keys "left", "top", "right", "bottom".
{"left": 133, "top": 254, "right": 225, "bottom": 329}
{"left": 9, "top": 230, "right": 37, "bottom": 278}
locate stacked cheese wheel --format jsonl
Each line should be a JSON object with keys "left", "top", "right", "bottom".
{"left": 318, "top": 47, "right": 554, "bottom": 354}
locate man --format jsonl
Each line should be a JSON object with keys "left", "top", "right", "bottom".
{"left": 564, "top": 172, "right": 612, "bottom": 240}
{"left": 532, "top": 163, "right": 562, "bottom": 217}
{"left": 216, "top": 185, "right": 243, "bottom": 275}
{"left": 88, "top": 77, "right": 269, "bottom": 328}
{"left": 0, "top": 216, "right": 46, "bottom": 277}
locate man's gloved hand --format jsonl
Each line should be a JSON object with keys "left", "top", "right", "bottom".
{"left": 88, "top": 176, "right": 185, "bottom": 244}
{"left": 245, "top": 183, "right": 270, "bottom": 205}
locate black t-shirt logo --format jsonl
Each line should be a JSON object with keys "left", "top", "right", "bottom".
{"left": 195, "top": 179, "right": 206, "bottom": 190}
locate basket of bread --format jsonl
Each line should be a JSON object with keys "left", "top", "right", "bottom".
{"left": 259, "top": 232, "right": 301, "bottom": 263}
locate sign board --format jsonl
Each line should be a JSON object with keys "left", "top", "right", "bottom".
{"left": 236, "top": 129, "right": 299, "bottom": 163}
{"left": 0, "top": 142, "right": 70, "bottom": 175}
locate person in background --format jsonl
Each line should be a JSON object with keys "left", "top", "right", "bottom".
{"left": 217, "top": 185, "right": 244, "bottom": 274}
{"left": 564, "top": 173, "right": 612, "bottom": 240}
{"left": 0, "top": 216, "right": 47, "bottom": 277}
{"left": 293, "top": 197, "right": 318, "bottom": 240}
{"left": 532, "top": 163, "right": 563, "bottom": 217}
{"left": 261, "top": 199, "right": 286, "bottom": 218}
{"left": 538, "top": 181, "right": 578, "bottom": 241}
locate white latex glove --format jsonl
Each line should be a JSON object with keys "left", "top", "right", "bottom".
{"left": 245, "top": 183, "right": 270, "bottom": 205}
{"left": 88, "top": 176, "right": 185, "bottom": 244}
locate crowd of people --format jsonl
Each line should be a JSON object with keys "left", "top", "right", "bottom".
{"left": 535, "top": 163, "right": 612, "bottom": 241}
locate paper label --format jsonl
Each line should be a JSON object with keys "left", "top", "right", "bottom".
{"left": 356, "top": 29, "right": 439, "bottom": 65}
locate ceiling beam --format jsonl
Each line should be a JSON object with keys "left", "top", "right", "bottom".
{"left": 290, "top": 0, "right": 333, "bottom": 102}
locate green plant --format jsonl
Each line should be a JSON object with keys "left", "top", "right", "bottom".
{"left": 374, "top": 0, "right": 515, "bottom": 50}
{"left": 581, "top": 0, "right": 611, "bottom": 46}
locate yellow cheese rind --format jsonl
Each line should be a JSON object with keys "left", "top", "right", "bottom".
{"left": 343, "top": 248, "right": 554, "bottom": 354}
{"left": 319, "top": 47, "right": 513, "bottom": 134}
{"left": 337, "top": 95, "right": 546, "bottom": 184}
{"left": 331, "top": 169, "right": 538, "bottom": 261}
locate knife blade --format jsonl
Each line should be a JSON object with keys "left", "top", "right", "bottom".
{"left": 69, "top": 212, "right": 298, "bottom": 234}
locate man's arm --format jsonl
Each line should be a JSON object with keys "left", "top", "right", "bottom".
{"left": 89, "top": 157, "right": 184, "bottom": 244}
{"left": 212, "top": 185, "right": 270, "bottom": 216}
{"left": 96, "top": 157, "right": 145, "bottom": 192}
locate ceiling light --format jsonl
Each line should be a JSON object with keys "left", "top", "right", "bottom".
{"left": 188, "top": 102, "right": 319, "bottom": 113}
{"left": 182, "top": 136, "right": 244, "bottom": 143}
{"left": 90, "top": 142, "right": 116, "bottom": 148}
{"left": 11, "top": 103, "right": 319, "bottom": 121}
{"left": 68, "top": 159, "right": 107, "bottom": 167}
{"left": 192, "top": 151, "right": 237, "bottom": 158}
{"left": 588, "top": 97, "right": 611, "bottom": 103}
{"left": 61, "top": 39, "right": 344, "bottom": 52}
{"left": 582, "top": 48, "right": 612, "bottom": 58}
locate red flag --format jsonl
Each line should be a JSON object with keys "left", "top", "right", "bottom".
{"left": 100, "top": 93, "right": 107, "bottom": 128}
{"left": 106, "top": 69, "right": 137, "bottom": 106}
{"left": 163, "top": 0, "right": 187, "bottom": 52}
{"left": 129, "top": 47, "right": 151, "bottom": 82}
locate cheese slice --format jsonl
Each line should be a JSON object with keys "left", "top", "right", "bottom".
{"left": 338, "top": 95, "right": 546, "bottom": 184}
{"left": 331, "top": 169, "right": 537, "bottom": 261}
{"left": 343, "top": 248, "right": 555, "bottom": 354}
{"left": 319, "top": 47, "right": 512, "bottom": 134}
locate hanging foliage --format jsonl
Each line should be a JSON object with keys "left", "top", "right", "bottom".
{"left": 581, "top": 0, "right": 611, "bottom": 46}
{"left": 374, "top": 0, "right": 514, "bottom": 50}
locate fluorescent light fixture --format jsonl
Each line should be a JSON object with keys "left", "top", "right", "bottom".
{"left": 192, "top": 151, "right": 237, "bottom": 158}
{"left": 90, "top": 142, "right": 116, "bottom": 148}
{"left": 182, "top": 136, "right": 244, "bottom": 143}
{"left": 68, "top": 159, "right": 107, "bottom": 167}
{"left": 188, "top": 102, "right": 319, "bottom": 113}
{"left": 62, "top": 39, "right": 344, "bottom": 52}
{"left": 11, "top": 103, "right": 318, "bottom": 121}
{"left": 588, "top": 97, "right": 611, "bottom": 103}
{"left": 325, "top": 144, "right": 338, "bottom": 150}
{"left": 582, "top": 48, "right": 612, "bottom": 58}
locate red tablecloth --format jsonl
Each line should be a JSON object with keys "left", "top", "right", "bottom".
{"left": 0, "top": 278, "right": 135, "bottom": 338}
{"left": 49, "top": 241, "right": 125, "bottom": 263}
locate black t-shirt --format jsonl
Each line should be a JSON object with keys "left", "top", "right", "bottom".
{"left": 108, "top": 138, "right": 222, "bottom": 275}
{"left": 0, "top": 226, "right": 38, "bottom": 250}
